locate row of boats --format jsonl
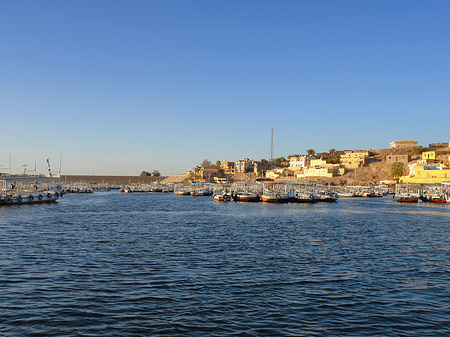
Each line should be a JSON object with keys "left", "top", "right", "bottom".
{"left": 2, "top": 176, "right": 449, "bottom": 206}
{"left": 173, "top": 182, "right": 339, "bottom": 203}
{"left": 393, "top": 182, "right": 450, "bottom": 203}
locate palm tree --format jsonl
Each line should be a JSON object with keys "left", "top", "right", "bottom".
{"left": 307, "top": 149, "right": 315, "bottom": 156}
{"left": 391, "top": 162, "right": 404, "bottom": 181}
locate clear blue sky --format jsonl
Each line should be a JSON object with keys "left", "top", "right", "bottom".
{"left": 1, "top": 0, "right": 449, "bottom": 175}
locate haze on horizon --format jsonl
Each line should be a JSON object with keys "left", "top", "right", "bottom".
{"left": 1, "top": 0, "right": 449, "bottom": 176}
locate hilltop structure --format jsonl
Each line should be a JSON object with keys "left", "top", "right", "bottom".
{"left": 389, "top": 140, "right": 418, "bottom": 149}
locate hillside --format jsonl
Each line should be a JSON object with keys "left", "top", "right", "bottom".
{"left": 295, "top": 148, "right": 420, "bottom": 185}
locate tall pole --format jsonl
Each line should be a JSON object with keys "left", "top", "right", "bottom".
{"left": 270, "top": 127, "right": 274, "bottom": 163}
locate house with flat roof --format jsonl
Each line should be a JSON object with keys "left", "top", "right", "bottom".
{"left": 389, "top": 140, "right": 418, "bottom": 149}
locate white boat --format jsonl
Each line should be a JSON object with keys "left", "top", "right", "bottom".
{"left": 213, "top": 193, "right": 231, "bottom": 202}
{"left": 316, "top": 192, "right": 339, "bottom": 202}
{"left": 290, "top": 192, "right": 318, "bottom": 203}
{"left": 394, "top": 184, "right": 420, "bottom": 203}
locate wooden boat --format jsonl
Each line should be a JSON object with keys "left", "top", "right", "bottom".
{"left": 0, "top": 175, "right": 62, "bottom": 206}
{"left": 394, "top": 184, "right": 420, "bottom": 203}
{"left": 233, "top": 192, "right": 260, "bottom": 202}
{"left": 337, "top": 192, "right": 355, "bottom": 198}
{"left": 174, "top": 190, "right": 190, "bottom": 196}
{"left": 290, "top": 192, "right": 318, "bottom": 203}
{"left": 260, "top": 192, "right": 290, "bottom": 203}
{"left": 429, "top": 195, "right": 447, "bottom": 203}
{"left": 316, "top": 192, "right": 338, "bottom": 202}
{"left": 191, "top": 189, "right": 206, "bottom": 196}
{"left": 395, "top": 193, "right": 419, "bottom": 202}
{"left": 213, "top": 193, "right": 231, "bottom": 202}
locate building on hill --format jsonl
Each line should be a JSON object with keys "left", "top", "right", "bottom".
{"left": 235, "top": 158, "right": 252, "bottom": 173}
{"left": 253, "top": 159, "right": 273, "bottom": 176}
{"left": 221, "top": 161, "right": 235, "bottom": 175}
{"left": 265, "top": 168, "right": 294, "bottom": 179}
{"left": 201, "top": 167, "right": 220, "bottom": 182}
{"left": 340, "top": 150, "right": 370, "bottom": 168}
{"left": 289, "top": 155, "right": 310, "bottom": 168}
{"left": 402, "top": 164, "right": 450, "bottom": 184}
{"left": 422, "top": 147, "right": 450, "bottom": 163}
{"left": 296, "top": 164, "right": 344, "bottom": 179}
{"left": 389, "top": 140, "right": 418, "bottom": 149}
{"left": 429, "top": 142, "right": 449, "bottom": 148}
{"left": 188, "top": 167, "right": 221, "bottom": 182}
{"left": 295, "top": 158, "right": 345, "bottom": 179}
{"left": 385, "top": 154, "right": 411, "bottom": 164}
{"left": 422, "top": 150, "right": 437, "bottom": 161}
{"left": 310, "top": 158, "right": 328, "bottom": 167}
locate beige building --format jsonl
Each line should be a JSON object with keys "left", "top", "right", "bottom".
{"left": 221, "top": 161, "right": 235, "bottom": 175}
{"left": 309, "top": 158, "right": 328, "bottom": 167}
{"left": 296, "top": 164, "right": 344, "bottom": 178}
{"left": 429, "top": 142, "right": 449, "bottom": 148}
{"left": 389, "top": 140, "right": 418, "bottom": 149}
{"left": 265, "top": 168, "right": 294, "bottom": 179}
{"left": 253, "top": 159, "right": 273, "bottom": 175}
{"left": 341, "top": 150, "right": 369, "bottom": 168}
{"left": 385, "top": 154, "right": 411, "bottom": 164}
{"left": 296, "top": 159, "right": 344, "bottom": 179}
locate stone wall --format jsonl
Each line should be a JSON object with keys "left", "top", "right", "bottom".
{"left": 61, "top": 175, "right": 167, "bottom": 185}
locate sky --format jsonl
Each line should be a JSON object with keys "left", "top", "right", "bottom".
{"left": 1, "top": 0, "right": 449, "bottom": 176}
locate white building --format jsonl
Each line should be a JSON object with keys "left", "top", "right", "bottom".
{"left": 289, "top": 155, "right": 310, "bottom": 168}
{"left": 235, "top": 158, "right": 252, "bottom": 173}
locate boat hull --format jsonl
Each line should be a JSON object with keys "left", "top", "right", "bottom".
{"left": 260, "top": 195, "right": 289, "bottom": 203}
{"left": 213, "top": 194, "right": 231, "bottom": 202}
{"left": 290, "top": 197, "right": 317, "bottom": 203}
{"left": 0, "top": 194, "right": 59, "bottom": 205}
{"left": 395, "top": 197, "right": 419, "bottom": 203}
{"left": 234, "top": 195, "right": 259, "bottom": 202}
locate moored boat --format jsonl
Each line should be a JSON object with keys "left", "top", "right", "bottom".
{"left": 0, "top": 175, "right": 62, "bottom": 206}
{"left": 213, "top": 193, "right": 231, "bottom": 202}
{"left": 316, "top": 192, "right": 338, "bottom": 202}
{"left": 290, "top": 192, "right": 318, "bottom": 203}
{"left": 395, "top": 194, "right": 419, "bottom": 202}
{"left": 260, "top": 192, "right": 290, "bottom": 203}
{"left": 233, "top": 192, "right": 260, "bottom": 202}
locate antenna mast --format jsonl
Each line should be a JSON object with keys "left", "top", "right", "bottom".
{"left": 270, "top": 127, "right": 274, "bottom": 162}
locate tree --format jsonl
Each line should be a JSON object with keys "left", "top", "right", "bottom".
{"left": 215, "top": 160, "right": 221, "bottom": 169}
{"left": 201, "top": 159, "right": 212, "bottom": 168}
{"left": 152, "top": 170, "right": 161, "bottom": 176}
{"left": 328, "top": 154, "right": 341, "bottom": 164}
{"left": 329, "top": 148, "right": 336, "bottom": 154}
{"left": 412, "top": 146, "right": 424, "bottom": 155}
{"left": 307, "top": 149, "right": 315, "bottom": 156}
{"left": 140, "top": 171, "right": 151, "bottom": 176}
{"left": 391, "top": 162, "right": 404, "bottom": 181}
{"left": 274, "top": 156, "right": 287, "bottom": 166}
{"left": 287, "top": 154, "right": 300, "bottom": 159}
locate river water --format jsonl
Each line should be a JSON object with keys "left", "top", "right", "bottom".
{"left": 1, "top": 191, "right": 449, "bottom": 336}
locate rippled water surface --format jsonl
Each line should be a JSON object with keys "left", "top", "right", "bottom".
{"left": 1, "top": 192, "right": 450, "bottom": 336}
